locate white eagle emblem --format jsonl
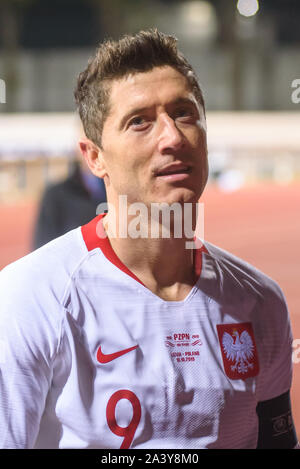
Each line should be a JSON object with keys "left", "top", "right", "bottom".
{"left": 222, "top": 329, "right": 254, "bottom": 374}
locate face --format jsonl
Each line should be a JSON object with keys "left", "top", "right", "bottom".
{"left": 96, "top": 66, "right": 208, "bottom": 208}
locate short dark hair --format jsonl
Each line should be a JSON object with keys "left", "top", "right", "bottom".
{"left": 74, "top": 29, "right": 205, "bottom": 147}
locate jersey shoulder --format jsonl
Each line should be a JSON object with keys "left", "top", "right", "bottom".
{"left": 201, "top": 241, "right": 289, "bottom": 322}
{"left": 203, "top": 241, "right": 284, "bottom": 295}
{"left": 0, "top": 227, "right": 89, "bottom": 306}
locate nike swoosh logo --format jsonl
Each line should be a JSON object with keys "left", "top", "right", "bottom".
{"left": 96, "top": 344, "right": 139, "bottom": 364}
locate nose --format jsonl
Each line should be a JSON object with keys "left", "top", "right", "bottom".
{"left": 157, "top": 114, "right": 185, "bottom": 154}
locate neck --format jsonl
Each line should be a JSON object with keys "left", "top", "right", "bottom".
{"left": 103, "top": 206, "right": 198, "bottom": 300}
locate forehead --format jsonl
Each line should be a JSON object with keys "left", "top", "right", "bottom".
{"left": 107, "top": 66, "right": 197, "bottom": 115}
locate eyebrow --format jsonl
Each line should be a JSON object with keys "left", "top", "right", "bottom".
{"left": 118, "top": 97, "right": 198, "bottom": 131}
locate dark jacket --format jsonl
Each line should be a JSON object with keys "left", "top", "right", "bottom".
{"left": 33, "top": 163, "right": 106, "bottom": 250}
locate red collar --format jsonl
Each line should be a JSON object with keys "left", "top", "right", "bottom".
{"left": 81, "top": 213, "right": 207, "bottom": 286}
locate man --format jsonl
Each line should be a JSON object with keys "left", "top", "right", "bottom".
{"left": 0, "top": 30, "right": 298, "bottom": 449}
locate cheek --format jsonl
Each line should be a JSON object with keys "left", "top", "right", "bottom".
{"left": 193, "top": 128, "right": 207, "bottom": 151}
{"left": 105, "top": 153, "right": 146, "bottom": 192}
{"left": 102, "top": 134, "right": 155, "bottom": 191}
{"left": 193, "top": 131, "right": 208, "bottom": 164}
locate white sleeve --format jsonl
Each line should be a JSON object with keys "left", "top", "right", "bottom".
{"left": 258, "top": 282, "right": 294, "bottom": 403}
{"left": 0, "top": 262, "right": 63, "bottom": 448}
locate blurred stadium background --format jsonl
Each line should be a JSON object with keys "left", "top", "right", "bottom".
{"left": 0, "top": 0, "right": 300, "bottom": 441}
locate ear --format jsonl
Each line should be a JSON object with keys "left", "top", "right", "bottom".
{"left": 78, "top": 138, "right": 107, "bottom": 179}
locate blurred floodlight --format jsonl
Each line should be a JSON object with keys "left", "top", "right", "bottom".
{"left": 237, "top": 0, "right": 259, "bottom": 17}
{"left": 178, "top": 1, "right": 217, "bottom": 41}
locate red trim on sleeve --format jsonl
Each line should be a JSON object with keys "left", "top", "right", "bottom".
{"left": 81, "top": 214, "right": 207, "bottom": 287}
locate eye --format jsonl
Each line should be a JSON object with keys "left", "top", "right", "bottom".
{"left": 174, "top": 107, "right": 195, "bottom": 122}
{"left": 128, "top": 116, "right": 149, "bottom": 130}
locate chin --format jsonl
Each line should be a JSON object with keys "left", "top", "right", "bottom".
{"left": 155, "top": 191, "right": 199, "bottom": 207}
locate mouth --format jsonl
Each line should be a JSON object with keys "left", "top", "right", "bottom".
{"left": 154, "top": 163, "right": 192, "bottom": 179}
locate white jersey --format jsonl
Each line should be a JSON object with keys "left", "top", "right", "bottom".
{"left": 0, "top": 214, "right": 293, "bottom": 449}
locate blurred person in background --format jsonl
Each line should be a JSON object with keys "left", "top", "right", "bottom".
{"left": 33, "top": 145, "right": 107, "bottom": 249}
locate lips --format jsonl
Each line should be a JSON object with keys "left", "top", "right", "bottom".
{"left": 154, "top": 163, "right": 191, "bottom": 177}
